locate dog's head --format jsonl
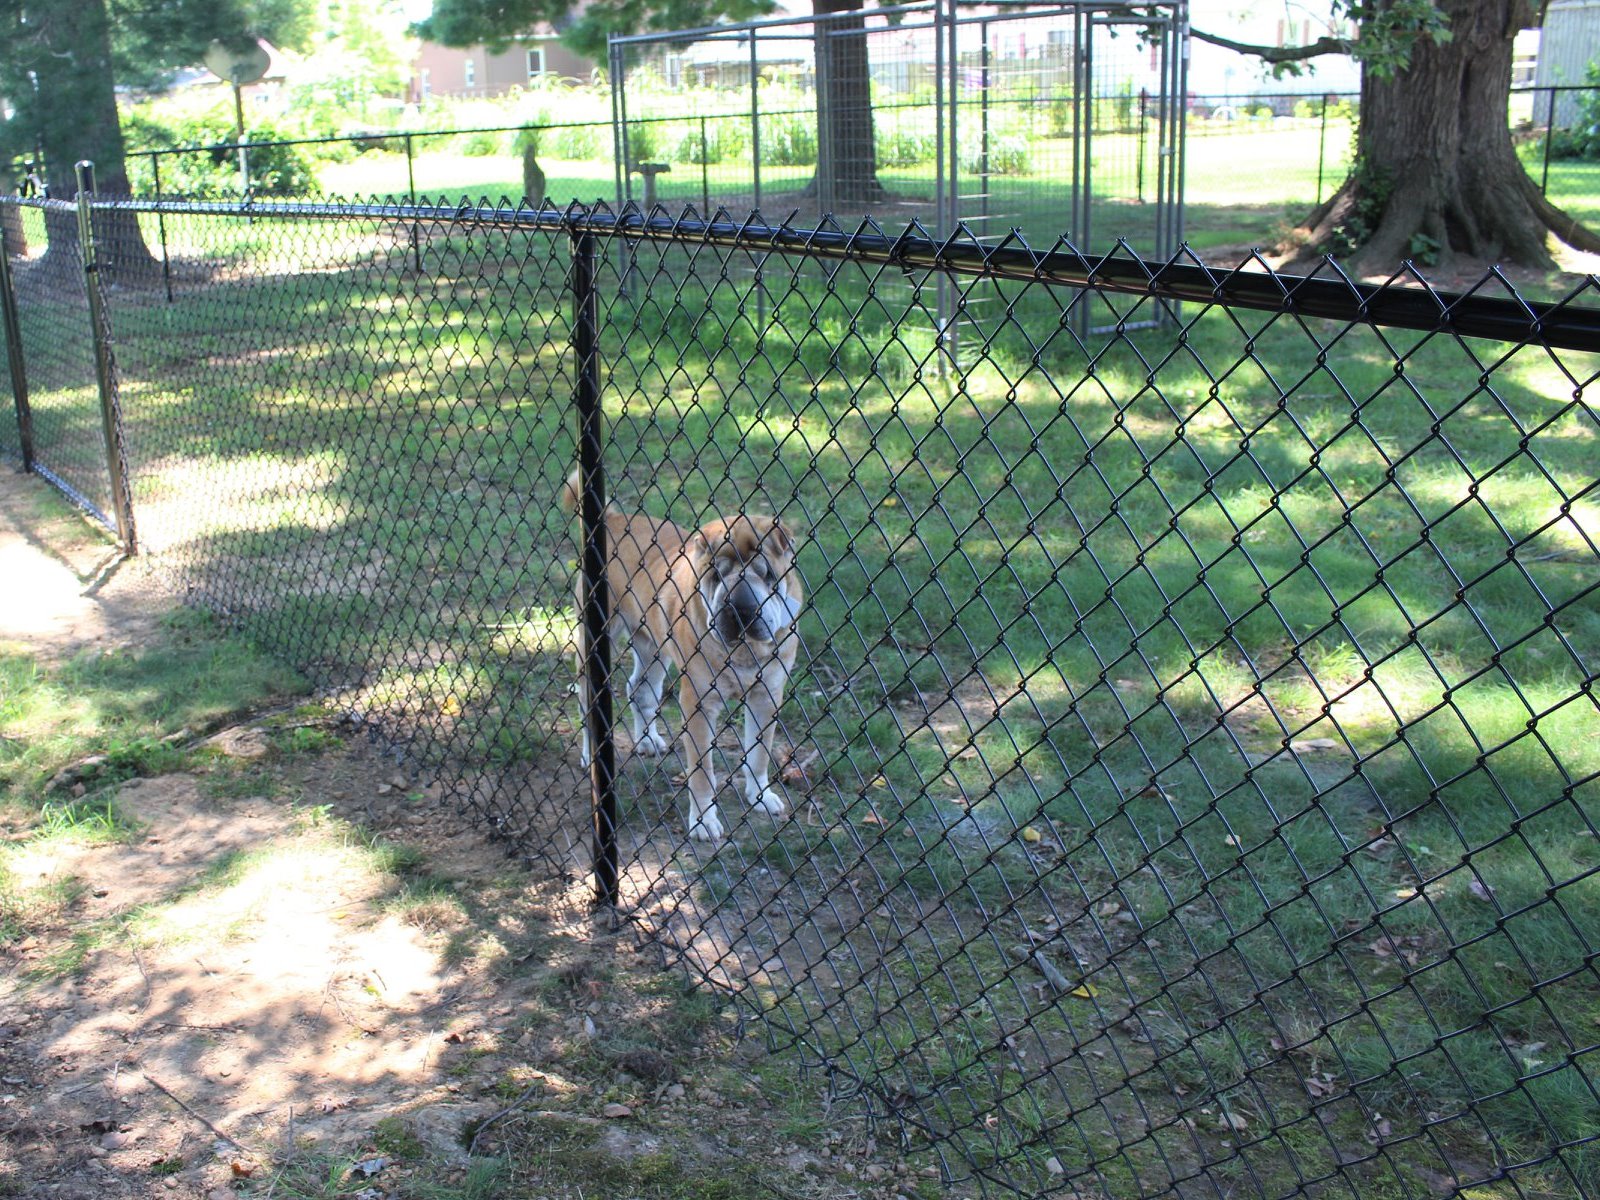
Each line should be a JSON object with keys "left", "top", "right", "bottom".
{"left": 688, "top": 515, "right": 801, "bottom": 646}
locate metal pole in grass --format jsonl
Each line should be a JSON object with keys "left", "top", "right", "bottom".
{"left": 1137, "top": 87, "right": 1147, "bottom": 205}
{"left": 406, "top": 134, "right": 422, "bottom": 274}
{"left": 1542, "top": 87, "right": 1557, "bottom": 196}
{"left": 74, "top": 162, "right": 136, "bottom": 552}
{"left": 0, "top": 211, "right": 35, "bottom": 472}
{"left": 701, "top": 117, "right": 710, "bottom": 214}
{"left": 750, "top": 31, "right": 766, "bottom": 343}
{"left": 1316, "top": 95, "right": 1329, "bottom": 204}
{"left": 570, "top": 230, "right": 618, "bottom": 911}
{"left": 150, "top": 152, "right": 174, "bottom": 302}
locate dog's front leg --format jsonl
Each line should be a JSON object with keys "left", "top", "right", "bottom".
{"left": 681, "top": 676, "right": 725, "bottom": 841}
{"left": 740, "top": 679, "right": 786, "bottom": 817}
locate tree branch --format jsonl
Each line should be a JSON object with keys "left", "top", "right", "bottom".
{"left": 1189, "top": 27, "right": 1356, "bottom": 63}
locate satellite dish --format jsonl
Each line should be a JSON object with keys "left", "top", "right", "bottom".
{"left": 203, "top": 38, "right": 271, "bottom": 87}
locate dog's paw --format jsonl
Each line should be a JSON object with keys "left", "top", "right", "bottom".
{"left": 688, "top": 805, "right": 725, "bottom": 841}
{"left": 635, "top": 727, "right": 671, "bottom": 757}
{"left": 749, "top": 787, "right": 787, "bottom": 817}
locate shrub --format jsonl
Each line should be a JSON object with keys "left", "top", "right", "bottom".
{"left": 551, "top": 123, "right": 606, "bottom": 161}
{"left": 960, "top": 134, "right": 1030, "bottom": 177}
{"left": 758, "top": 112, "right": 817, "bottom": 166}
{"left": 1547, "top": 63, "right": 1600, "bottom": 160}
{"left": 876, "top": 126, "right": 935, "bottom": 168}
{"left": 672, "top": 120, "right": 748, "bottom": 166}
{"left": 453, "top": 127, "right": 509, "bottom": 157}
{"left": 124, "top": 111, "right": 319, "bottom": 198}
{"left": 624, "top": 121, "right": 663, "bottom": 165}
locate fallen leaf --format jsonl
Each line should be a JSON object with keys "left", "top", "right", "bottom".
{"left": 440, "top": 695, "right": 462, "bottom": 716}
{"left": 1045, "top": 1156, "right": 1065, "bottom": 1175}
{"left": 1021, "top": 826, "right": 1043, "bottom": 843}
{"left": 1223, "top": 834, "right": 1240, "bottom": 848}
{"left": 1216, "top": 1111, "right": 1249, "bottom": 1133}
{"left": 351, "top": 1157, "right": 389, "bottom": 1179}
{"left": 1468, "top": 878, "right": 1496, "bottom": 903}
{"left": 1069, "top": 984, "right": 1097, "bottom": 1000}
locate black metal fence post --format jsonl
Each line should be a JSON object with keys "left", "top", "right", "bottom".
{"left": 405, "top": 134, "right": 422, "bottom": 274}
{"left": 150, "top": 151, "right": 174, "bottom": 302}
{"left": 570, "top": 229, "right": 618, "bottom": 910}
{"left": 0, "top": 210, "right": 34, "bottom": 472}
{"left": 73, "top": 161, "right": 136, "bottom": 552}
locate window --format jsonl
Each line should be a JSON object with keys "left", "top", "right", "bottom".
{"left": 420, "top": 67, "right": 431, "bottom": 99}
{"left": 527, "top": 47, "right": 546, "bottom": 82}
{"left": 464, "top": 58, "right": 476, "bottom": 89}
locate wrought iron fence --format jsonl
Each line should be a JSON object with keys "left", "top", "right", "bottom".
{"left": 3, "top": 185, "right": 1599, "bottom": 1200}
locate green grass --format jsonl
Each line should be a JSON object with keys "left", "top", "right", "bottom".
{"left": 14, "top": 197, "right": 1599, "bottom": 1199}
{"left": 0, "top": 606, "right": 304, "bottom": 807}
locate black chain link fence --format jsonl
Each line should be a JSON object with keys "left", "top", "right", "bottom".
{"left": 3, "top": 189, "right": 1599, "bottom": 1200}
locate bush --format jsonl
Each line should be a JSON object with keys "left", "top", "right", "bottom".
{"left": 124, "top": 111, "right": 319, "bottom": 198}
{"left": 551, "top": 123, "right": 606, "bottom": 161}
{"left": 452, "top": 127, "right": 509, "bottom": 157}
{"left": 876, "top": 126, "right": 935, "bottom": 168}
{"left": 1547, "top": 63, "right": 1600, "bottom": 160}
{"left": 960, "top": 134, "right": 1030, "bottom": 177}
{"left": 625, "top": 121, "right": 661, "bottom": 165}
{"left": 671, "top": 120, "right": 748, "bottom": 166}
{"left": 758, "top": 112, "right": 817, "bottom": 167}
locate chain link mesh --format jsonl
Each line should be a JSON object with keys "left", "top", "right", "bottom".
{"left": 4, "top": 193, "right": 1599, "bottom": 1200}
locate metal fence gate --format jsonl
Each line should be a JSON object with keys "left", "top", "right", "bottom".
{"left": 610, "top": 0, "right": 1185, "bottom": 246}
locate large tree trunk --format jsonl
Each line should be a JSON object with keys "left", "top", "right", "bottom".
{"left": 1285, "top": 0, "right": 1600, "bottom": 272}
{"left": 30, "top": 0, "right": 157, "bottom": 283}
{"left": 813, "top": 0, "right": 888, "bottom": 208}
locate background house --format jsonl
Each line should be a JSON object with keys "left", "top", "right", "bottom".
{"left": 410, "top": 35, "right": 597, "bottom": 101}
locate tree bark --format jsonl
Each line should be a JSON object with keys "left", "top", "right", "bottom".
{"left": 813, "top": 0, "right": 888, "bottom": 207}
{"left": 28, "top": 0, "right": 158, "bottom": 282}
{"left": 1282, "top": 0, "right": 1600, "bottom": 272}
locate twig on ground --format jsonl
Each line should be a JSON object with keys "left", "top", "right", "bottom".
{"left": 143, "top": 1073, "right": 250, "bottom": 1153}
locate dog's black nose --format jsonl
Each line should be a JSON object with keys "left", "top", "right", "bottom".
{"left": 721, "top": 580, "right": 765, "bottom": 638}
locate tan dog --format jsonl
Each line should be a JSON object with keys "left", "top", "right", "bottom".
{"left": 562, "top": 473, "right": 803, "bottom": 841}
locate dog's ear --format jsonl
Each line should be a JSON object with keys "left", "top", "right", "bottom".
{"left": 764, "top": 520, "right": 794, "bottom": 557}
{"left": 686, "top": 531, "right": 710, "bottom": 561}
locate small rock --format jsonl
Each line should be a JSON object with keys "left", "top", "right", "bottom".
{"left": 207, "top": 1190, "right": 236, "bottom": 1200}
{"left": 1045, "top": 1155, "right": 1065, "bottom": 1175}
{"left": 100, "top": 1129, "right": 139, "bottom": 1150}
{"left": 377, "top": 783, "right": 393, "bottom": 795}
{"left": 71, "top": 783, "right": 86, "bottom": 798}
{"left": 663, "top": 1083, "right": 685, "bottom": 1100}
{"left": 121, "top": 778, "right": 142, "bottom": 789}
{"left": 601, "top": 1103, "right": 633, "bottom": 1119}
{"left": 864, "top": 1164, "right": 889, "bottom": 1181}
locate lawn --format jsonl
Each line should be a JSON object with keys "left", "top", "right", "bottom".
{"left": 5, "top": 196, "right": 1598, "bottom": 1199}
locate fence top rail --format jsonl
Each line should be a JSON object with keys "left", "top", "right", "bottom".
{"left": 66, "top": 195, "right": 1600, "bottom": 353}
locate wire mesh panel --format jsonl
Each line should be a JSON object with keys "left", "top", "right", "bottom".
{"left": 0, "top": 198, "right": 122, "bottom": 528}
{"left": 95, "top": 201, "right": 580, "bottom": 779}
{"left": 53, "top": 195, "right": 1600, "bottom": 1199}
